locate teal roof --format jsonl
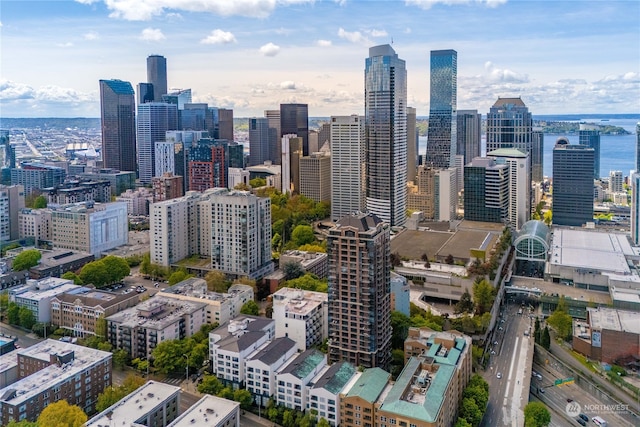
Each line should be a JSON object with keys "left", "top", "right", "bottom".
{"left": 313, "top": 361, "right": 357, "bottom": 394}
{"left": 425, "top": 338, "right": 465, "bottom": 366}
{"left": 379, "top": 357, "right": 455, "bottom": 423}
{"left": 280, "top": 349, "right": 325, "bottom": 380}
{"left": 487, "top": 147, "right": 528, "bottom": 158}
{"left": 344, "top": 367, "right": 390, "bottom": 403}
{"left": 102, "top": 79, "right": 134, "bottom": 95}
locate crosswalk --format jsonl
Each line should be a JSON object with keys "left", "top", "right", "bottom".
{"left": 162, "top": 377, "right": 184, "bottom": 386}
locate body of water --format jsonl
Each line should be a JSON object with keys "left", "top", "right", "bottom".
{"left": 418, "top": 116, "right": 640, "bottom": 179}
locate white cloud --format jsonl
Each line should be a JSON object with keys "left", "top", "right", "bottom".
{"left": 484, "top": 61, "right": 529, "bottom": 83}
{"left": 337, "top": 28, "right": 371, "bottom": 45}
{"left": 75, "top": 0, "right": 315, "bottom": 21}
{"left": 83, "top": 31, "right": 100, "bottom": 40}
{"left": 0, "top": 79, "right": 96, "bottom": 115}
{"left": 259, "top": 42, "right": 280, "bottom": 57}
{"left": 280, "top": 81, "right": 296, "bottom": 90}
{"left": 56, "top": 42, "right": 74, "bottom": 48}
{"left": 200, "top": 29, "right": 237, "bottom": 45}
{"left": 140, "top": 28, "right": 166, "bottom": 41}
{"left": 406, "top": 0, "right": 507, "bottom": 9}
{"left": 368, "top": 29, "right": 388, "bottom": 38}
{"left": 0, "top": 79, "right": 36, "bottom": 101}
{"left": 316, "top": 39, "right": 332, "bottom": 47}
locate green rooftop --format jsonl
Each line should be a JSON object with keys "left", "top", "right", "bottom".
{"left": 344, "top": 367, "right": 390, "bottom": 403}
{"left": 281, "top": 349, "right": 325, "bottom": 380}
{"left": 487, "top": 147, "right": 528, "bottom": 158}
{"left": 379, "top": 357, "right": 455, "bottom": 423}
{"left": 314, "top": 361, "right": 357, "bottom": 394}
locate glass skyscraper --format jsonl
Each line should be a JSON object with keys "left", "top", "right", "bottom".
{"left": 579, "top": 123, "right": 601, "bottom": 179}
{"left": 364, "top": 44, "right": 407, "bottom": 227}
{"left": 99, "top": 79, "right": 137, "bottom": 173}
{"left": 425, "top": 49, "right": 457, "bottom": 169}
{"left": 146, "top": 55, "right": 167, "bottom": 102}
{"left": 552, "top": 138, "right": 594, "bottom": 227}
{"left": 280, "top": 104, "right": 309, "bottom": 156}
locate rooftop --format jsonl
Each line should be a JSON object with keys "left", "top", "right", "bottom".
{"left": 210, "top": 315, "right": 274, "bottom": 343}
{"left": 334, "top": 212, "right": 383, "bottom": 233}
{"left": 487, "top": 147, "right": 528, "bottom": 158}
{"left": 13, "top": 281, "right": 84, "bottom": 302}
{"left": 167, "top": 395, "right": 239, "bottom": 427}
{"left": 0, "top": 340, "right": 111, "bottom": 406}
{"left": 86, "top": 381, "right": 180, "bottom": 427}
{"left": 312, "top": 361, "right": 357, "bottom": 394}
{"left": 31, "top": 249, "right": 94, "bottom": 271}
{"left": 343, "top": 367, "right": 391, "bottom": 402}
{"left": 272, "top": 287, "right": 327, "bottom": 316}
{"left": 250, "top": 337, "right": 297, "bottom": 366}
{"left": 106, "top": 295, "right": 207, "bottom": 330}
{"left": 588, "top": 307, "right": 640, "bottom": 335}
{"left": 160, "top": 278, "right": 252, "bottom": 303}
{"left": 279, "top": 348, "right": 325, "bottom": 380}
{"left": 53, "top": 287, "right": 139, "bottom": 309}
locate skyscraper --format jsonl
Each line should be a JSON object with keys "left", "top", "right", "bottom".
{"left": 486, "top": 97, "right": 533, "bottom": 154}
{"left": 248, "top": 118, "right": 271, "bottom": 166}
{"left": 364, "top": 44, "right": 407, "bottom": 227}
{"left": 280, "top": 104, "right": 309, "bottom": 156}
{"left": 218, "top": 108, "right": 234, "bottom": 141}
{"left": 137, "top": 102, "right": 178, "bottom": 183}
{"left": 327, "top": 213, "right": 391, "bottom": 370}
{"left": 579, "top": 123, "right": 601, "bottom": 179}
{"left": 137, "top": 82, "right": 154, "bottom": 104}
{"left": 406, "top": 107, "right": 418, "bottom": 183}
{"left": 636, "top": 122, "right": 640, "bottom": 173}
{"left": 463, "top": 157, "right": 509, "bottom": 224}
{"left": 330, "top": 115, "right": 365, "bottom": 221}
{"left": 531, "top": 129, "right": 544, "bottom": 182}
{"left": 146, "top": 55, "right": 167, "bottom": 102}
{"left": 99, "top": 79, "right": 137, "bottom": 173}
{"left": 631, "top": 173, "right": 640, "bottom": 245}
{"left": 456, "top": 110, "right": 481, "bottom": 166}
{"left": 488, "top": 148, "right": 530, "bottom": 230}
{"left": 425, "top": 49, "right": 457, "bottom": 169}
{"left": 552, "top": 138, "right": 594, "bottom": 227}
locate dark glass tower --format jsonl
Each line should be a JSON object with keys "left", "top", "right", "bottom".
{"left": 364, "top": 44, "right": 407, "bottom": 227}
{"left": 531, "top": 130, "right": 544, "bottom": 182}
{"left": 456, "top": 110, "right": 481, "bottom": 166}
{"left": 99, "top": 79, "right": 137, "bottom": 173}
{"left": 146, "top": 55, "right": 167, "bottom": 102}
{"left": 327, "top": 213, "right": 391, "bottom": 370}
{"left": 248, "top": 118, "right": 271, "bottom": 166}
{"left": 280, "top": 104, "right": 309, "bottom": 156}
{"left": 425, "top": 49, "right": 457, "bottom": 169}
{"left": 579, "top": 124, "right": 601, "bottom": 179}
{"left": 552, "top": 138, "right": 594, "bottom": 227}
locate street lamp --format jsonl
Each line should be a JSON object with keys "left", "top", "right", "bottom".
{"left": 183, "top": 354, "right": 189, "bottom": 382}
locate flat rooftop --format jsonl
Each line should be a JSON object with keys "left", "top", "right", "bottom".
{"left": 86, "top": 381, "right": 180, "bottom": 427}
{"left": 549, "top": 229, "right": 633, "bottom": 274}
{"left": 107, "top": 296, "right": 206, "bottom": 330}
{"left": 14, "top": 283, "right": 83, "bottom": 302}
{"left": 588, "top": 307, "right": 640, "bottom": 335}
{"left": 160, "top": 279, "right": 252, "bottom": 303}
{"left": 272, "top": 287, "right": 327, "bottom": 316}
{"left": 167, "top": 394, "right": 239, "bottom": 427}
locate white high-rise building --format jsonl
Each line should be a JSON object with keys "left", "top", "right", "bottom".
{"left": 330, "top": 115, "right": 365, "bottom": 221}
{"left": 488, "top": 148, "right": 530, "bottom": 230}
{"left": 137, "top": 102, "right": 178, "bottom": 183}
{"left": 435, "top": 168, "right": 457, "bottom": 222}
{"left": 150, "top": 189, "right": 273, "bottom": 279}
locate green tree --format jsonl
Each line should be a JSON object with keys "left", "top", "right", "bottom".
{"left": 101, "top": 255, "right": 131, "bottom": 283}
{"left": 282, "top": 410, "right": 296, "bottom": 427}
{"left": 96, "top": 386, "right": 127, "bottom": 412}
{"left": 140, "top": 252, "right": 151, "bottom": 275}
{"left": 18, "top": 307, "right": 36, "bottom": 330}
{"left": 390, "top": 311, "right": 411, "bottom": 349}
{"left": 297, "top": 243, "right": 326, "bottom": 253}
{"left": 240, "top": 300, "right": 260, "bottom": 316}
{"left": 234, "top": 182, "right": 251, "bottom": 191}
{"left": 198, "top": 375, "right": 224, "bottom": 395}
{"left": 97, "top": 341, "right": 113, "bottom": 352}
{"left": 272, "top": 232, "right": 282, "bottom": 251}
{"left": 62, "top": 271, "right": 84, "bottom": 285}
{"left": 543, "top": 210, "right": 552, "bottom": 226}
{"left": 7, "top": 302, "right": 20, "bottom": 325}
{"left": 282, "top": 273, "right": 328, "bottom": 292}
{"left": 472, "top": 279, "right": 495, "bottom": 315}
{"left": 11, "top": 249, "right": 42, "bottom": 271}
{"left": 291, "top": 224, "right": 316, "bottom": 247}
{"left": 37, "top": 400, "right": 87, "bottom": 427}
{"left": 282, "top": 261, "right": 305, "bottom": 280}
{"left": 524, "top": 401, "right": 551, "bottom": 427}
{"left": 79, "top": 261, "right": 110, "bottom": 288}
{"left": 33, "top": 195, "right": 48, "bottom": 209}
{"left": 233, "top": 388, "right": 254, "bottom": 409}
{"left": 459, "top": 397, "right": 482, "bottom": 427}
{"left": 6, "top": 420, "right": 38, "bottom": 427}
{"left": 95, "top": 316, "right": 108, "bottom": 340}
{"left": 113, "top": 349, "right": 130, "bottom": 369}
{"left": 152, "top": 340, "right": 186, "bottom": 374}
{"left": 455, "top": 289, "right": 475, "bottom": 314}
{"left": 188, "top": 342, "right": 209, "bottom": 369}
{"left": 547, "top": 299, "right": 573, "bottom": 340}
{"left": 541, "top": 325, "right": 551, "bottom": 349}
{"left": 168, "top": 269, "right": 193, "bottom": 285}
{"left": 249, "top": 177, "right": 267, "bottom": 188}
{"left": 205, "top": 270, "right": 230, "bottom": 293}
{"left": 317, "top": 419, "right": 331, "bottom": 427}
{"left": 218, "top": 386, "right": 234, "bottom": 400}
{"left": 455, "top": 419, "right": 473, "bottom": 427}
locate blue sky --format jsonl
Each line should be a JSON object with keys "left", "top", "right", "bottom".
{"left": 1, "top": 0, "right": 638, "bottom": 117}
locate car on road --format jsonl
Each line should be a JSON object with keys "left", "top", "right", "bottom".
{"left": 499, "top": 326, "right": 504, "bottom": 330}
{"left": 567, "top": 398, "right": 573, "bottom": 403}
{"left": 538, "top": 387, "right": 545, "bottom": 394}
{"left": 494, "top": 341, "right": 498, "bottom": 345}
{"left": 496, "top": 372, "right": 502, "bottom": 379}
{"left": 578, "top": 414, "right": 588, "bottom": 422}
{"left": 576, "top": 418, "right": 586, "bottom": 426}
{"left": 491, "top": 350, "right": 496, "bottom": 355}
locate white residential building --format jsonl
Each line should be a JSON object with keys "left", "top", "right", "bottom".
{"left": 228, "top": 167, "right": 250, "bottom": 189}
{"left": 150, "top": 192, "right": 200, "bottom": 267}
{"left": 159, "top": 279, "right": 253, "bottom": 325}
{"left": 9, "top": 277, "right": 82, "bottom": 322}
{"left": 209, "top": 316, "right": 275, "bottom": 389}
{"left": 272, "top": 287, "right": 328, "bottom": 351}
{"left": 168, "top": 395, "right": 240, "bottom": 427}
{"left": 115, "top": 187, "right": 153, "bottom": 216}
{"left": 330, "top": 115, "right": 365, "bottom": 221}
{"left": 308, "top": 361, "right": 357, "bottom": 426}
{"left": 435, "top": 168, "right": 458, "bottom": 222}
{"left": 488, "top": 148, "right": 531, "bottom": 230}
{"left": 18, "top": 208, "right": 52, "bottom": 244}
{"left": 245, "top": 337, "right": 298, "bottom": 406}
{"left": 276, "top": 349, "right": 327, "bottom": 411}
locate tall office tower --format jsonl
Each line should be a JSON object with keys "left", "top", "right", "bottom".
{"left": 249, "top": 118, "right": 271, "bottom": 166}
{"left": 147, "top": 54, "right": 167, "bottom": 102}
{"left": 330, "top": 115, "right": 365, "bottom": 221}
{"left": 188, "top": 139, "right": 227, "bottom": 191}
{"left": 425, "top": 49, "right": 457, "bottom": 169}
{"left": 300, "top": 152, "right": 331, "bottom": 203}
{"left": 308, "top": 130, "right": 319, "bottom": 154}
{"left": 609, "top": 170, "right": 624, "bottom": 193}
{"left": 636, "top": 123, "right": 640, "bottom": 173}
{"left": 264, "top": 110, "right": 281, "bottom": 165}
{"left": 486, "top": 97, "right": 533, "bottom": 154}
{"left": 579, "top": 124, "right": 601, "bottom": 179}
{"left": 289, "top": 137, "right": 303, "bottom": 195}
{"left": 137, "top": 82, "right": 154, "bottom": 104}
{"left": 99, "top": 79, "right": 137, "bottom": 173}
{"left": 531, "top": 129, "right": 544, "bottom": 182}
{"left": 364, "top": 44, "right": 408, "bottom": 227}
{"left": 0, "top": 130, "right": 16, "bottom": 185}
{"left": 552, "top": 138, "right": 594, "bottom": 227}
{"left": 0, "top": 184, "right": 25, "bottom": 242}
{"left": 488, "top": 148, "right": 530, "bottom": 230}
{"left": 435, "top": 168, "right": 458, "bottom": 222}
{"left": 165, "top": 130, "right": 208, "bottom": 193}
{"left": 162, "top": 88, "right": 192, "bottom": 110}
{"left": 137, "top": 102, "right": 178, "bottom": 183}
{"left": 280, "top": 104, "right": 309, "bottom": 156}
{"left": 456, "top": 110, "right": 481, "bottom": 166}
{"left": 180, "top": 103, "right": 208, "bottom": 131}
{"left": 228, "top": 142, "right": 245, "bottom": 169}
{"left": 318, "top": 123, "right": 331, "bottom": 150}
{"left": 327, "top": 212, "right": 391, "bottom": 369}
{"left": 408, "top": 166, "right": 436, "bottom": 219}
{"left": 406, "top": 107, "right": 418, "bottom": 183}
{"left": 631, "top": 173, "right": 640, "bottom": 245}
{"left": 454, "top": 154, "right": 464, "bottom": 194}
{"left": 218, "top": 108, "right": 234, "bottom": 141}
{"left": 463, "top": 157, "right": 509, "bottom": 224}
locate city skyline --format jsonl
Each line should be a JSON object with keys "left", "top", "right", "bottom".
{"left": 1, "top": 0, "right": 639, "bottom": 118}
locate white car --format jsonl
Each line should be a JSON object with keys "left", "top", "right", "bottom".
{"left": 497, "top": 372, "right": 502, "bottom": 379}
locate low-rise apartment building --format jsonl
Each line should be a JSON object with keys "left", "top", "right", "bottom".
{"left": 245, "top": 337, "right": 298, "bottom": 406}
{"left": 272, "top": 287, "right": 328, "bottom": 351}
{"left": 9, "top": 277, "right": 83, "bottom": 323}
{"left": 340, "top": 368, "right": 390, "bottom": 427}
{"left": 276, "top": 349, "right": 327, "bottom": 412}
{"left": 167, "top": 394, "right": 240, "bottom": 427}
{"left": 308, "top": 361, "right": 357, "bottom": 426}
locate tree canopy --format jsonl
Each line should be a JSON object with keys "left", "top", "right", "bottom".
{"left": 79, "top": 256, "right": 130, "bottom": 288}
{"left": 12, "top": 249, "right": 42, "bottom": 271}
{"left": 547, "top": 298, "right": 573, "bottom": 340}
{"left": 205, "top": 270, "right": 230, "bottom": 293}
{"left": 524, "top": 401, "right": 551, "bottom": 427}
{"left": 240, "top": 300, "right": 260, "bottom": 316}
{"left": 37, "top": 400, "right": 87, "bottom": 427}
{"left": 281, "top": 273, "right": 328, "bottom": 293}
{"left": 472, "top": 279, "right": 495, "bottom": 315}
{"left": 291, "top": 225, "right": 316, "bottom": 247}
